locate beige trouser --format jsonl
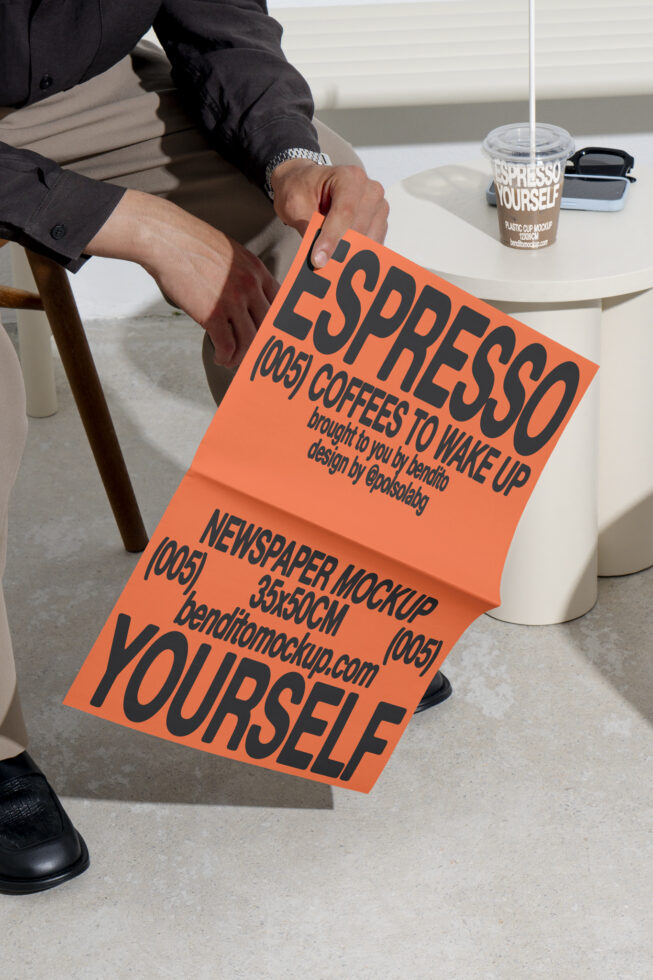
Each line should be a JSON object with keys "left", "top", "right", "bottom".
{"left": 0, "top": 42, "right": 363, "bottom": 759}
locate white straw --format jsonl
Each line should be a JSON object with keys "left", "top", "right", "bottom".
{"left": 529, "top": 0, "right": 536, "bottom": 159}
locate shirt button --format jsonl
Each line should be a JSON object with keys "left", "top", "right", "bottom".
{"left": 50, "top": 224, "right": 67, "bottom": 241}
{"left": 40, "top": 74, "right": 54, "bottom": 90}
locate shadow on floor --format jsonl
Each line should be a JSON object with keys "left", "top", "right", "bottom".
{"left": 7, "top": 337, "right": 333, "bottom": 810}
{"left": 524, "top": 499, "right": 653, "bottom": 728}
{"left": 562, "top": 550, "right": 653, "bottom": 730}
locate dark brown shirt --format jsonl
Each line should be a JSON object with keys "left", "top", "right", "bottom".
{"left": 0, "top": 1, "right": 319, "bottom": 270}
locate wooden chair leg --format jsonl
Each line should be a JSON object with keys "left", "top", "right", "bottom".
{"left": 26, "top": 250, "right": 148, "bottom": 553}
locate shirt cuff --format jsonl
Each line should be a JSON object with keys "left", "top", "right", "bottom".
{"left": 22, "top": 169, "right": 127, "bottom": 272}
{"left": 234, "top": 114, "right": 322, "bottom": 191}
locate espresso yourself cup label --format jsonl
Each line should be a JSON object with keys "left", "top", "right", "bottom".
{"left": 492, "top": 160, "right": 564, "bottom": 250}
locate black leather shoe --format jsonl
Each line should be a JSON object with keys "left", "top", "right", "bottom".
{"left": 0, "top": 752, "right": 89, "bottom": 895}
{"left": 414, "top": 670, "right": 452, "bottom": 714}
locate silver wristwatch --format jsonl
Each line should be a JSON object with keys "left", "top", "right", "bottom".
{"left": 264, "top": 148, "right": 332, "bottom": 200}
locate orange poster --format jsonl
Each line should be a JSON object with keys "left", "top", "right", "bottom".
{"left": 64, "top": 214, "right": 598, "bottom": 792}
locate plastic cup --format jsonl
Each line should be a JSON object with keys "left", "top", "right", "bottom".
{"left": 482, "top": 123, "right": 575, "bottom": 250}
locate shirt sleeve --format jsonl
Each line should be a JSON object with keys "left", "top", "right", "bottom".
{"left": 153, "top": 0, "right": 321, "bottom": 191}
{"left": 0, "top": 141, "right": 126, "bottom": 272}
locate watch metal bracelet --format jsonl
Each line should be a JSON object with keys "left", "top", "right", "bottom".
{"left": 264, "top": 149, "right": 332, "bottom": 200}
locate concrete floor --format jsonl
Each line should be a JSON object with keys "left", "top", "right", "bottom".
{"left": 0, "top": 314, "right": 651, "bottom": 979}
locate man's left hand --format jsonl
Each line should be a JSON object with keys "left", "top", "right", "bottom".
{"left": 270, "top": 160, "right": 389, "bottom": 268}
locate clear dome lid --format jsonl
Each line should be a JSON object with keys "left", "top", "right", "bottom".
{"left": 482, "top": 123, "right": 575, "bottom": 163}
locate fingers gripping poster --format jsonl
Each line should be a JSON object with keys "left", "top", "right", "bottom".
{"left": 65, "top": 214, "right": 598, "bottom": 792}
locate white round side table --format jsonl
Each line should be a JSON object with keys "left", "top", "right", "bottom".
{"left": 386, "top": 161, "right": 653, "bottom": 625}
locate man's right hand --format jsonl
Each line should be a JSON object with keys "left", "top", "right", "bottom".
{"left": 85, "top": 189, "right": 279, "bottom": 369}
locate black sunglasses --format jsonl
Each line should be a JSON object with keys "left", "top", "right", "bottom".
{"left": 566, "top": 146, "right": 636, "bottom": 183}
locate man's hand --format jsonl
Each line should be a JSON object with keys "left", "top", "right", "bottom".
{"left": 85, "top": 189, "right": 279, "bottom": 369}
{"left": 270, "top": 159, "right": 389, "bottom": 268}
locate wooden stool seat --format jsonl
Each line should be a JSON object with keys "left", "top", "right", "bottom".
{"left": 0, "top": 241, "right": 148, "bottom": 553}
